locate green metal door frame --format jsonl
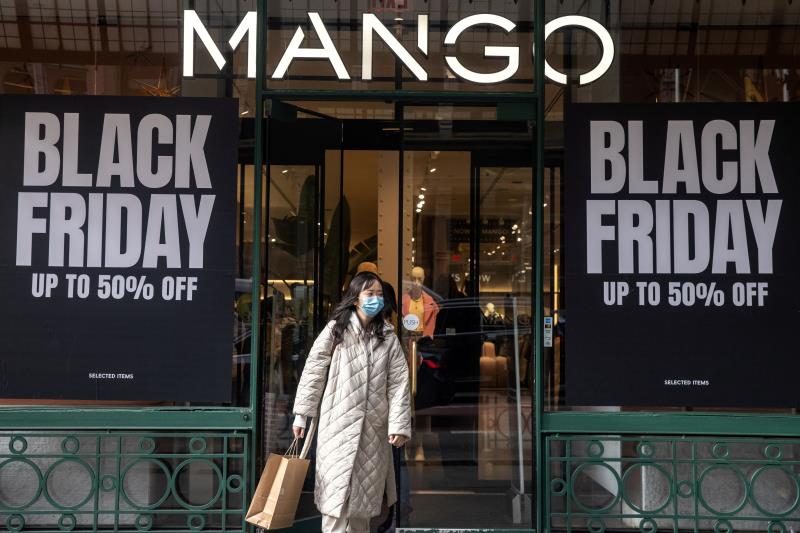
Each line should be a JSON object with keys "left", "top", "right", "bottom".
{"left": 533, "top": 0, "right": 546, "bottom": 531}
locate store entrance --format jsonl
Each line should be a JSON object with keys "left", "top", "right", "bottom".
{"left": 263, "top": 101, "right": 535, "bottom": 530}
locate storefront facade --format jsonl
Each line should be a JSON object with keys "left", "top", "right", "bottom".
{"left": 0, "top": 0, "right": 799, "bottom": 532}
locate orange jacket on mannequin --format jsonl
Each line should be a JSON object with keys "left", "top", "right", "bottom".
{"left": 402, "top": 291, "right": 439, "bottom": 338}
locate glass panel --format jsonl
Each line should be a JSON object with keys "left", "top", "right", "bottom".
{"left": 262, "top": 160, "right": 319, "bottom": 490}
{"left": 0, "top": 1, "right": 257, "bottom": 407}
{"left": 262, "top": 115, "right": 329, "bottom": 521}
{"left": 476, "top": 164, "right": 535, "bottom": 527}
{"left": 400, "top": 149, "right": 476, "bottom": 527}
{"left": 542, "top": 165, "right": 564, "bottom": 409}
{"left": 266, "top": 102, "right": 536, "bottom": 528}
{"left": 399, "top": 147, "right": 534, "bottom": 528}
{"left": 545, "top": 0, "right": 800, "bottom": 413}
{"left": 262, "top": 111, "right": 407, "bottom": 523}
{"left": 477, "top": 165, "right": 534, "bottom": 391}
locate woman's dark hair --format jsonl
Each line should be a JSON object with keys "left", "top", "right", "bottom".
{"left": 330, "top": 271, "right": 390, "bottom": 348}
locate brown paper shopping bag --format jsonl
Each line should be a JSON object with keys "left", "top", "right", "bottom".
{"left": 246, "top": 420, "right": 317, "bottom": 530}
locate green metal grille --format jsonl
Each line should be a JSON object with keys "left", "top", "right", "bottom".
{"left": 0, "top": 432, "right": 248, "bottom": 532}
{"left": 547, "top": 435, "right": 800, "bottom": 532}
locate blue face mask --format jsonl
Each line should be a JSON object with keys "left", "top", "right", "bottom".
{"left": 359, "top": 296, "right": 384, "bottom": 318}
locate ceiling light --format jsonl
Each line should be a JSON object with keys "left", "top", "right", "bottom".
{"left": 281, "top": 169, "right": 288, "bottom": 174}
{"left": 415, "top": 208, "right": 421, "bottom": 213}
{"left": 418, "top": 194, "right": 425, "bottom": 199}
{"left": 420, "top": 187, "right": 427, "bottom": 191}
{"left": 430, "top": 168, "right": 437, "bottom": 173}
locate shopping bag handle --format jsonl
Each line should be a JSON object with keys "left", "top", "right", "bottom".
{"left": 299, "top": 418, "right": 317, "bottom": 459}
{"left": 285, "top": 437, "right": 301, "bottom": 458}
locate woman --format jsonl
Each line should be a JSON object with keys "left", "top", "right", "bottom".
{"left": 292, "top": 271, "right": 412, "bottom": 533}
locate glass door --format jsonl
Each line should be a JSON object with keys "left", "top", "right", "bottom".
{"left": 263, "top": 101, "right": 406, "bottom": 528}
{"left": 474, "top": 159, "right": 535, "bottom": 526}
{"left": 262, "top": 102, "right": 344, "bottom": 526}
{"left": 263, "top": 101, "right": 536, "bottom": 530}
{"left": 397, "top": 114, "right": 535, "bottom": 529}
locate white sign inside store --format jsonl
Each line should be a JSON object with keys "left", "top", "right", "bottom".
{"left": 183, "top": 11, "right": 614, "bottom": 85}
{"left": 402, "top": 314, "right": 421, "bottom": 331}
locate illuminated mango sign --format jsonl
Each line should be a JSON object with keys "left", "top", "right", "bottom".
{"left": 182, "top": 11, "right": 614, "bottom": 85}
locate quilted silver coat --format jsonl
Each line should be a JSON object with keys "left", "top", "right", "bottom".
{"left": 293, "top": 314, "right": 412, "bottom": 519}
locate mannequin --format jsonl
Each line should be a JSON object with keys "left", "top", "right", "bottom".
{"left": 400, "top": 266, "right": 440, "bottom": 461}
{"left": 483, "top": 302, "right": 503, "bottom": 324}
{"left": 401, "top": 266, "right": 439, "bottom": 338}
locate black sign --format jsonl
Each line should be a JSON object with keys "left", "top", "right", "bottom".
{"left": 565, "top": 103, "right": 800, "bottom": 407}
{"left": 0, "top": 95, "right": 238, "bottom": 402}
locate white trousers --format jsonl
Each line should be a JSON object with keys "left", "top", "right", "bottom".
{"left": 321, "top": 500, "right": 369, "bottom": 533}
{"left": 321, "top": 513, "right": 369, "bottom": 533}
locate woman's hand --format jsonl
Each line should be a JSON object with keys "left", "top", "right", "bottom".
{"left": 388, "top": 434, "right": 408, "bottom": 447}
{"left": 292, "top": 425, "right": 305, "bottom": 439}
